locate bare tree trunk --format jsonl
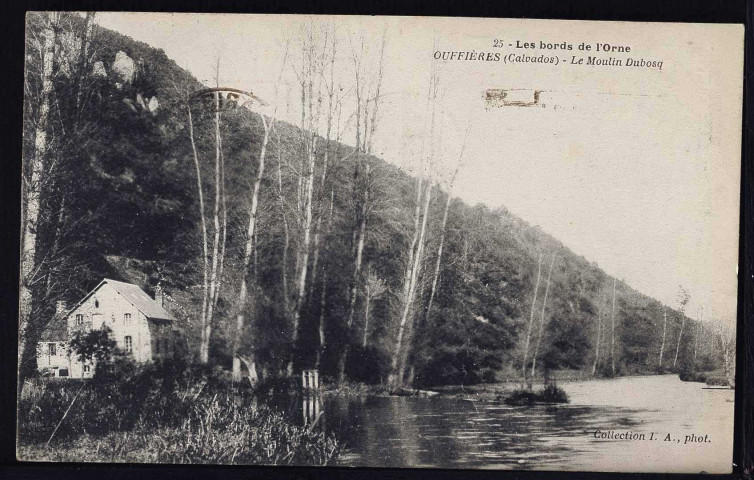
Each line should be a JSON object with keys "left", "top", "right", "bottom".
{"left": 307, "top": 39, "right": 337, "bottom": 305}
{"left": 44, "top": 193, "right": 67, "bottom": 300}
{"left": 238, "top": 355, "right": 258, "bottom": 386}
{"left": 390, "top": 181, "right": 432, "bottom": 388}
{"left": 200, "top": 91, "right": 224, "bottom": 364}
{"left": 591, "top": 291, "right": 604, "bottom": 376}
{"left": 530, "top": 254, "right": 555, "bottom": 379}
{"left": 522, "top": 253, "right": 543, "bottom": 380}
{"left": 345, "top": 164, "right": 370, "bottom": 329}
{"left": 362, "top": 294, "right": 372, "bottom": 349}
{"left": 213, "top": 138, "right": 228, "bottom": 311}
{"left": 186, "top": 105, "right": 210, "bottom": 364}
{"left": 338, "top": 34, "right": 386, "bottom": 383}
{"left": 672, "top": 287, "right": 690, "bottom": 370}
{"left": 659, "top": 306, "right": 667, "bottom": 367}
{"left": 290, "top": 138, "right": 315, "bottom": 375}
{"left": 20, "top": 15, "right": 56, "bottom": 380}
{"left": 425, "top": 129, "right": 467, "bottom": 324}
{"left": 337, "top": 160, "right": 369, "bottom": 384}
{"left": 343, "top": 42, "right": 367, "bottom": 336}
{"left": 610, "top": 277, "right": 617, "bottom": 375}
{"left": 693, "top": 308, "right": 702, "bottom": 368}
{"left": 673, "top": 312, "right": 686, "bottom": 369}
{"left": 315, "top": 189, "right": 334, "bottom": 369}
{"left": 232, "top": 115, "right": 271, "bottom": 383}
{"left": 389, "top": 55, "right": 440, "bottom": 389}
{"left": 276, "top": 140, "right": 290, "bottom": 313}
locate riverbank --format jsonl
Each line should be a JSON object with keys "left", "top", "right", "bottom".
{"left": 17, "top": 368, "right": 341, "bottom": 465}
{"left": 320, "top": 369, "right": 714, "bottom": 402}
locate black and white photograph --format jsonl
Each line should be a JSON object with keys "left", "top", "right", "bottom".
{"left": 16, "top": 12, "right": 743, "bottom": 473}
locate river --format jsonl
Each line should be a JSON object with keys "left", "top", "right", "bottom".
{"left": 285, "top": 375, "right": 734, "bottom": 472}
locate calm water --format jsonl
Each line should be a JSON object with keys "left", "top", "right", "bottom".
{"left": 283, "top": 375, "right": 734, "bottom": 472}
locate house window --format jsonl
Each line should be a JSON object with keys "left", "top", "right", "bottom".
{"left": 95, "top": 299, "right": 100, "bottom": 308}
{"left": 124, "top": 313, "right": 131, "bottom": 325}
{"left": 125, "top": 336, "right": 133, "bottom": 354}
{"left": 75, "top": 314, "right": 84, "bottom": 326}
{"left": 59, "top": 368, "right": 69, "bottom": 377}
{"left": 48, "top": 343, "right": 56, "bottom": 356}
{"left": 84, "top": 365, "right": 90, "bottom": 373}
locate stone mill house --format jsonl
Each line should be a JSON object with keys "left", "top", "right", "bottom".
{"left": 37, "top": 278, "right": 178, "bottom": 378}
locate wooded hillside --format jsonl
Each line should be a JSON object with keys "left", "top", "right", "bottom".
{"left": 20, "top": 13, "right": 731, "bottom": 390}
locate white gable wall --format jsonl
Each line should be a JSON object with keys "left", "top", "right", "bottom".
{"left": 68, "top": 282, "right": 153, "bottom": 364}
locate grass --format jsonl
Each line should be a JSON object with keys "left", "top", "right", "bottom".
{"left": 17, "top": 364, "right": 341, "bottom": 465}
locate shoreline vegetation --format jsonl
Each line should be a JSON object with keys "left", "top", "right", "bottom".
{"left": 18, "top": 362, "right": 731, "bottom": 464}
{"left": 18, "top": 364, "right": 341, "bottom": 465}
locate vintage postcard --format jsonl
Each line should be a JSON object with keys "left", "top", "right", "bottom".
{"left": 17, "top": 13, "right": 742, "bottom": 473}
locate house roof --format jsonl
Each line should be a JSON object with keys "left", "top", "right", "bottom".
{"left": 104, "top": 279, "right": 175, "bottom": 321}
{"left": 64, "top": 278, "right": 175, "bottom": 322}
{"left": 38, "top": 279, "right": 175, "bottom": 344}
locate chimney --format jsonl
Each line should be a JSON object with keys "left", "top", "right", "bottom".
{"left": 56, "top": 300, "right": 67, "bottom": 316}
{"left": 154, "top": 283, "right": 164, "bottom": 307}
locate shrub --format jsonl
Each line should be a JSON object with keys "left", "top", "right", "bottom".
{"left": 504, "top": 385, "right": 569, "bottom": 406}
{"left": 503, "top": 389, "right": 540, "bottom": 406}
{"left": 705, "top": 375, "right": 730, "bottom": 387}
{"left": 679, "top": 371, "right": 707, "bottom": 383}
{"left": 541, "top": 384, "right": 569, "bottom": 403}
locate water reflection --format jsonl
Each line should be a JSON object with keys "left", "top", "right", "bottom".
{"left": 301, "top": 393, "right": 322, "bottom": 426}
{"left": 280, "top": 375, "right": 733, "bottom": 472}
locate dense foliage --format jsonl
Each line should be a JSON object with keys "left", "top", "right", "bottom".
{"left": 68, "top": 326, "right": 117, "bottom": 368}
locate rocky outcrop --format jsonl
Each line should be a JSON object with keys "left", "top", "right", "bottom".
{"left": 92, "top": 61, "right": 107, "bottom": 78}
{"left": 112, "top": 51, "right": 136, "bottom": 85}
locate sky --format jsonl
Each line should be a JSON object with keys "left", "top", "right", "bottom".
{"left": 91, "top": 13, "right": 743, "bottom": 323}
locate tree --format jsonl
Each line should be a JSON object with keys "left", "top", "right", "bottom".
{"left": 231, "top": 47, "right": 288, "bottom": 383}
{"left": 337, "top": 28, "right": 387, "bottom": 383}
{"left": 288, "top": 22, "right": 329, "bottom": 374}
{"left": 20, "top": 12, "right": 102, "bottom": 390}
{"left": 530, "top": 254, "right": 556, "bottom": 379}
{"left": 69, "top": 326, "right": 117, "bottom": 376}
{"left": 424, "top": 124, "right": 469, "bottom": 324}
{"left": 659, "top": 305, "right": 668, "bottom": 368}
{"left": 691, "top": 307, "right": 702, "bottom": 368}
{"left": 315, "top": 189, "right": 335, "bottom": 368}
{"left": 710, "top": 317, "right": 735, "bottom": 388}
{"left": 591, "top": 290, "right": 606, "bottom": 376}
{"left": 19, "top": 12, "right": 58, "bottom": 388}
{"left": 389, "top": 54, "right": 439, "bottom": 389}
{"left": 362, "top": 266, "right": 388, "bottom": 348}
{"left": 522, "top": 253, "right": 543, "bottom": 379}
{"left": 182, "top": 60, "right": 234, "bottom": 365}
{"left": 672, "top": 286, "right": 690, "bottom": 369}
